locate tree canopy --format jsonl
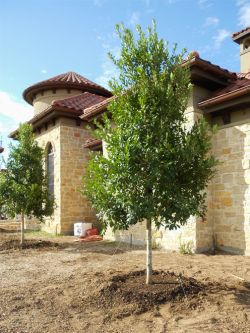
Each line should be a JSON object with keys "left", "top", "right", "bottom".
{"left": 0, "top": 123, "right": 54, "bottom": 244}
{"left": 83, "top": 22, "right": 217, "bottom": 283}
{"left": 84, "top": 23, "right": 217, "bottom": 229}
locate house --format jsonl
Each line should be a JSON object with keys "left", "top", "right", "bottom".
{"left": 9, "top": 27, "right": 250, "bottom": 254}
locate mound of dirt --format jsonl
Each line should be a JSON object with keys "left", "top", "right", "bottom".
{"left": 98, "top": 270, "right": 204, "bottom": 318}
{"left": 0, "top": 239, "right": 60, "bottom": 251}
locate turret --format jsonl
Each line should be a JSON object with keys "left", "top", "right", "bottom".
{"left": 233, "top": 27, "right": 250, "bottom": 73}
{"left": 23, "top": 71, "right": 112, "bottom": 116}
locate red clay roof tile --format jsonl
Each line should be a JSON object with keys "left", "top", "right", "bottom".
{"left": 83, "top": 138, "right": 102, "bottom": 149}
{"left": 9, "top": 92, "right": 110, "bottom": 138}
{"left": 183, "top": 55, "right": 236, "bottom": 79}
{"left": 23, "top": 71, "right": 112, "bottom": 104}
{"left": 52, "top": 92, "right": 107, "bottom": 112}
{"left": 199, "top": 75, "right": 250, "bottom": 108}
{"left": 81, "top": 96, "right": 115, "bottom": 120}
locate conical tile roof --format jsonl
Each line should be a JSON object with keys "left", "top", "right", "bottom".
{"left": 23, "top": 71, "right": 112, "bottom": 104}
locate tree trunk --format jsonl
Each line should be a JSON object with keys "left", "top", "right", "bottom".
{"left": 146, "top": 218, "right": 153, "bottom": 284}
{"left": 20, "top": 213, "right": 24, "bottom": 246}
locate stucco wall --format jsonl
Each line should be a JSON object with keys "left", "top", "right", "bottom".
{"left": 240, "top": 41, "right": 250, "bottom": 73}
{"left": 33, "top": 89, "right": 83, "bottom": 115}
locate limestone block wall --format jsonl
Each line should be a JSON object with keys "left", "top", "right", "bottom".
{"left": 104, "top": 222, "right": 146, "bottom": 246}
{"left": 195, "top": 185, "right": 214, "bottom": 252}
{"left": 59, "top": 119, "right": 97, "bottom": 234}
{"left": 210, "top": 120, "right": 250, "bottom": 254}
{"left": 104, "top": 218, "right": 197, "bottom": 251}
{"left": 35, "top": 118, "right": 98, "bottom": 234}
{"left": 35, "top": 122, "right": 61, "bottom": 234}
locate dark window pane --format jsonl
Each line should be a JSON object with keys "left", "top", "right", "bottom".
{"left": 47, "top": 144, "right": 54, "bottom": 195}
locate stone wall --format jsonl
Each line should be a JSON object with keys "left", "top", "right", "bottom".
{"left": 59, "top": 118, "right": 97, "bottom": 234}
{"left": 209, "top": 119, "right": 250, "bottom": 254}
{"left": 35, "top": 117, "right": 97, "bottom": 234}
{"left": 35, "top": 121, "right": 61, "bottom": 234}
{"left": 104, "top": 218, "right": 197, "bottom": 252}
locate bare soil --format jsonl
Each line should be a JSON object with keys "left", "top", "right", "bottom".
{"left": 0, "top": 231, "right": 250, "bottom": 333}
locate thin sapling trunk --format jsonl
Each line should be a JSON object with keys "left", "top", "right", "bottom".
{"left": 21, "top": 212, "right": 24, "bottom": 246}
{"left": 146, "top": 218, "right": 153, "bottom": 284}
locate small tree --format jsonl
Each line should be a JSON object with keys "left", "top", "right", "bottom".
{"left": 0, "top": 124, "right": 54, "bottom": 245}
{"left": 83, "top": 22, "right": 217, "bottom": 284}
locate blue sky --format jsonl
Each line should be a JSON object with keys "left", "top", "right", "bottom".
{"left": 0, "top": 0, "right": 250, "bottom": 160}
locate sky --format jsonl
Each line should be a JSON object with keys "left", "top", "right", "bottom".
{"left": 0, "top": 0, "right": 250, "bottom": 160}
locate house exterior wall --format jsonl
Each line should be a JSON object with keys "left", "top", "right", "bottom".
{"left": 33, "top": 89, "right": 82, "bottom": 115}
{"left": 35, "top": 118, "right": 97, "bottom": 234}
{"left": 35, "top": 121, "right": 62, "bottom": 234}
{"left": 209, "top": 117, "right": 250, "bottom": 255}
{"left": 59, "top": 119, "right": 97, "bottom": 234}
{"left": 104, "top": 86, "right": 214, "bottom": 252}
{"left": 240, "top": 42, "right": 250, "bottom": 73}
{"left": 31, "top": 85, "right": 250, "bottom": 254}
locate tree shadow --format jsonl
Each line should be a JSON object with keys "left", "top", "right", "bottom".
{"left": 61, "top": 240, "right": 144, "bottom": 255}
{"left": 234, "top": 282, "right": 250, "bottom": 308}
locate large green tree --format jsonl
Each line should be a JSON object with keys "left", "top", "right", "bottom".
{"left": 0, "top": 124, "right": 54, "bottom": 245}
{"left": 83, "top": 22, "right": 217, "bottom": 284}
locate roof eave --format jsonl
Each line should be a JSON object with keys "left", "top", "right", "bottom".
{"left": 232, "top": 30, "right": 250, "bottom": 44}
{"left": 23, "top": 83, "right": 112, "bottom": 105}
{"left": 83, "top": 139, "right": 102, "bottom": 150}
{"left": 184, "top": 57, "right": 236, "bottom": 81}
{"left": 9, "top": 107, "right": 84, "bottom": 139}
{"left": 199, "top": 86, "right": 250, "bottom": 110}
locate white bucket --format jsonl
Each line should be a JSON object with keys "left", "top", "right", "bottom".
{"left": 74, "top": 222, "right": 92, "bottom": 237}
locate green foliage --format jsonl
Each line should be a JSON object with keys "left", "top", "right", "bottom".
{"left": 179, "top": 240, "right": 194, "bottom": 255}
{"left": 83, "top": 21, "right": 217, "bottom": 233}
{"left": 0, "top": 123, "right": 54, "bottom": 220}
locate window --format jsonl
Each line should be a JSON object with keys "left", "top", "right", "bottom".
{"left": 47, "top": 143, "right": 54, "bottom": 195}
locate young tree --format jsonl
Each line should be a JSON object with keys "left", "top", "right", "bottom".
{"left": 83, "top": 22, "right": 217, "bottom": 284}
{"left": 0, "top": 124, "right": 54, "bottom": 245}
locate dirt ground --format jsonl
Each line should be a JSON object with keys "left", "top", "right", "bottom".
{"left": 0, "top": 230, "right": 250, "bottom": 333}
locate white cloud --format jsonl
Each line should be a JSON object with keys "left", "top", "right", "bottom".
{"left": 236, "top": 0, "right": 248, "bottom": 6}
{"left": 0, "top": 91, "right": 33, "bottom": 160}
{"left": 197, "top": 0, "right": 211, "bottom": 9}
{"left": 204, "top": 16, "right": 219, "bottom": 26}
{"left": 95, "top": 46, "right": 120, "bottom": 89}
{"left": 95, "top": 32, "right": 121, "bottom": 89}
{"left": 0, "top": 91, "right": 33, "bottom": 134}
{"left": 237, "top": 1, "right": 250, "bottom": 27}
{"left": 95, "top": 61, "right": 118, "bottom": 89}
{"left": 129, "top": 12, "right": 140, "bottom": 26}
{"left": 213, "top": 29, "right": 230, "bottom": 48}
{"left": 41, "top": 69, "right": 47, "bottom": 74}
